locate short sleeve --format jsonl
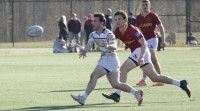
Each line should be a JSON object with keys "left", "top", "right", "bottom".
{"left": 154, "top": 13, "right": 161, "bottom": 25}
{"left": 88, "top": 33, "right": 94, "bottom": 43}
{"left": 134, "top": 27, "right": 144, "bottom": 40}
{"left": 107, "top": 33, "right": 116, "bottom": 44}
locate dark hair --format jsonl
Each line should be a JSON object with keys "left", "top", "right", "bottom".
{"left": 88, "top": 14, "right": 92, "bottom": 17}
{"left": 58, "top": 35, "right": 63, "bottom": 39}
{"left": 93, "top": 13, "right": 106, "bottom": 25}
{"left": 143, "top": 0, "right": 150, "bottom": 3}
{"left": 114, "top": 10, "right": 128, "bottom": 21}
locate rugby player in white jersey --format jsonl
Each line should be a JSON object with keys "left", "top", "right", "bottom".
{"left": 71, "top": 13, "right": 143, "bottom": 106}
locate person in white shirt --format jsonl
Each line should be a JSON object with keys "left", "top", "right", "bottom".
{"left": 53, "top": 35, "right": 68, "bottom": 53}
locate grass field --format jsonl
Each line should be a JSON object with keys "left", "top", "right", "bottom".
{"left": 0, "top": 47, "right": 200, "bottom": 111}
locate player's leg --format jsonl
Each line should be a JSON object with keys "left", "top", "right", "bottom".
{"left": 75, "top": 33, "right": 80, "bottom": 45}
{"left": 106, "top": 71, "right": 143, "bottom": 106}
{"left": 150, "top": 50, "right": 164, "bottom": 86}
{"left": 71, "top": 65, "right": 107, "bottom": 105}
{"left": 69, "top": 32, "right": 74, "bottom": 47}
{"left": 136, "top": 38, "right": 163, "bottom": 86}
{"left": 141, "top": 63, "right": 191, "bottom": 98}
{"left": 102, "top": 57, "right": 138, "bottom": 102}
{"left": 149, "top": 38, "right": 163, "bottom": 86}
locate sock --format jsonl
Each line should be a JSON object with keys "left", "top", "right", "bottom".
{"left": 130, "top": 88, "right": 137, "bottom": 95}
{"left": 115, "top": 89, "right": 122, "bottom": 95}
{"left": 172, "top": 79, "right": 180, "bottom": 87}
{"left": 82, "top": 92, "right": 88, "bottom": 99}
{"left": 142, "top": 74, "right": 147, "bottom": 81}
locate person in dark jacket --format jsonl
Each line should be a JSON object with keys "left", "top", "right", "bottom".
{"left": 67, "top": 13, "right": 82, "bottom": 46}
{"left": 105, "top": 8, "right": 113, "bottom": 31}
{"left": 188, "top": 33, "right": 198, "bottom": 45}
{"left": 58, "top": 15, "right": 68, "bottom": 42}
{"left": 128, "top": 12, "right": 136, "bottom": 26}
{"left": 84, "top": 14, "right": 95, "bottom": 50}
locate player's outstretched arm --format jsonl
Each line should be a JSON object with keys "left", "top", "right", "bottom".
{"left": 79, "top": 41, "right": 93, "bottom": 59}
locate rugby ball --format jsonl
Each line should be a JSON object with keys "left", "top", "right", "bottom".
{"left": 26, "top": 25, "right": 44, "bottom": 38}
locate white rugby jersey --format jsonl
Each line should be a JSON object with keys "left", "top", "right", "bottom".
{"left": 88, "top": 28, "right": 117, "bottom": 55}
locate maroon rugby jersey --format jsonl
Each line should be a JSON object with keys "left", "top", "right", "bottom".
{"left": 114, "top": 24, "right": 144, "bottom": 52}
{"left": 136, "top": 12, "right": 161, "bottom": 40}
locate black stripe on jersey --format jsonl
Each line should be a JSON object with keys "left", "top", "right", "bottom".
{"left": 94, "top": 38, "right": 107, "bottom": 39}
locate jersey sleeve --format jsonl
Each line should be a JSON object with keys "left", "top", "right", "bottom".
{"left": 107, "top": 33, "right": 117, "bottom": 44}
{"left": 133, "top": 27, "right": 144, "bottom": 40}
{"left": 154, "top": 13, "right": 161, "bottom": 25}
{"left": 88, "top": 33, "right": 94, "bottom": 43}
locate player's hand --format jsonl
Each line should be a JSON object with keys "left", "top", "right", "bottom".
{"left": 138, "top": 58, "right": 145, "bottom": 67}
{"left": 79, "top": 49, "right": 87, "bottom": 59}
{"left": 102, "top": 39, "right": 108, "bottom": 48}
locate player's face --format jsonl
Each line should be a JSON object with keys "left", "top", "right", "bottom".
{"left": 142, "top": 2, "right": 150, "bottom": 12}
{"left": 114, "top": 15, "right": 126, "bottom": 28}
{"left": 92, "top": 17, "right": 101, "bottom": 31}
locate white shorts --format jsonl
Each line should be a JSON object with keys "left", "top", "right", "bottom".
{"left": 147, "top": 38, "right": 158, "bottom": 51}
{"left": 98, "top": 54, "right": 120, "bottom": 73}
{"left": 129, "top": 47, "right": 151, "bottom": 65}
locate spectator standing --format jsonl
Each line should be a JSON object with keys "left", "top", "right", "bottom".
{"left": 105, "top": 8, "right": 113, "bottom": 31}
{"left": 84, "top": 14, "right": 95, "bottom": 50}
{"left": 80, "top": 16, "right": 88, "bottom": 46}
{"left": 67, "top": 13, "right": 82, "bottom": 46}
{"left": 58, "top": 15, "right": 68, "bottom": 42}
{"left": 128, "top": 12, "right": 136, "bottom": 26}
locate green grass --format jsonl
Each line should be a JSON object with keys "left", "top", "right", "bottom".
{"left": 0, "top": 47, "right": 200, "bottom": 111}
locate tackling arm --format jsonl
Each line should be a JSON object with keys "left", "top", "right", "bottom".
{"left": 79, "top": 41, "right": 93, "bottom": 59}
{"left": 157, "top": 23, "right": 166, "bottom": 47}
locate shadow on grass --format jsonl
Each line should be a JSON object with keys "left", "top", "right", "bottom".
{"left": 38, "top": 87, "right": 113, "bottom": 93}
{"left": 2, "top": 103, "right": 132, "bottom": 111}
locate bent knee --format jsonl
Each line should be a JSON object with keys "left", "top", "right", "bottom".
{"left": 110, "top": 83, "right": 120, "bottom": 89}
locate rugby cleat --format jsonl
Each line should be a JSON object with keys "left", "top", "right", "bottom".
{"left": 71, "top": 94, "right": 85, "bottom": 105}
{"left": 180, "top": 80, "right": 191, "bottom": 98}
{"left": 102, "top": 92, "right": 120, "bottom": 102}
{"left": 135, "top": 90, "right": 143, "bottom": 106}
{"left": 136, "top": 80, "right": 147, "bottom": 86}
